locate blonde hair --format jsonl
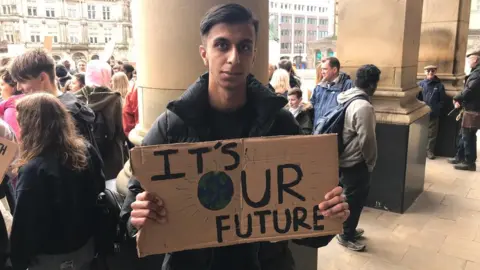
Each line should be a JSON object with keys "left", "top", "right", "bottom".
{"left": 270, "top": 69, "right": 291, "bottom": 94}
{"left": 14, "top": 93, "right": 88, "bottom": 173}
{"left": 315, "top": 63, "right": 323, "bottom": 85}
{"left": 111, "top": 72, "right": 129, "bottom": 98}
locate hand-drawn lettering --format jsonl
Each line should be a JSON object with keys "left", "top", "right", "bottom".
{"left": 277, "top": 164, "right": 305, "bottom": 204}
{"left": 241, "top": 169, "right": 271, "bottom": 208}
{"left": 0, "top": 143, "right": 6, "bottom": 155}
{"left": 151, "top": 149, "right": 186, "bottom": 181}
{"left": 273, "top": 209, "right": 291, "bottom": 234}
{"left": 215, "top": 215, "right": 230, "bottom": 243}
{"left": 188, "top": 147, "right": 211, "bottom": 174}
{"left": 293, "top": 207, "right": 312, "bottom": 231}
{"left": 254, "top": 210, "right": 272, "bottom": 234}
{"left": 313, "top": 205, "right": 325, "bottom": 230}
{"left": 222, "top": 143, "right": 240, "bottom": 171}
{"left": 235, "top": 213, "right": 252, "bottom": 238}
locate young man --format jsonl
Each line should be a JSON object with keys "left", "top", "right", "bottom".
{"left": 311, "top": 57, "right": 353, "bottom": 132}
{"left": 287, "top": 88, "right": 313, "bottom": 134}
{"left": 9, "top": 49, "right": 97, "bottom": 148}
{"left": 449, "top": 51, "right": 480, "bottom": 171}
{"left": 120, "top": 4, "right": 349, "bottom": 270}
{"left": 417, "top": 65, "right": 446, "bottom": 160}
{"left": 335, "top": 64, "right": 380, "bottom": 251}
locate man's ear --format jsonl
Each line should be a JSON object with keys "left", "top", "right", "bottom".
{"left": 39, "top": 72, "right": 48, "bottom": 83}
{"left": 199, "top": 45, "right": 208, "bottom": 67}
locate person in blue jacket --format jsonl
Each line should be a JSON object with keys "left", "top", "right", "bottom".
{"left": 311, "top": 57, "right": 354, "bottom": 133}
{"left": 417, "top": 65, "right": 446, "bottom": 160}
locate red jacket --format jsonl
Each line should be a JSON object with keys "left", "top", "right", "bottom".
{"left": 122, "top": 85, "right": 138, "bottom": 137}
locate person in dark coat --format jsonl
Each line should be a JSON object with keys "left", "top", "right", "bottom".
{"left": 287, "top": 88, "right": 313, "bottom": 134}
{"left": 75, "top": 60, "right": 126, "bottom": 180}
{"left": 120, "top": 4, "right": 349, "bottom": 270}
{"left": 449, "top": 51, "right": 480, "bottom": 171}
{"left": 417, "top": 65, "right": 446, "bottom": 160}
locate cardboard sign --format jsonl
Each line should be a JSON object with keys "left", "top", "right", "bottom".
{"left": 43, "top": 36, "right": 53, "bottom": 52}
{"left": 0, "top": 137, "right": 18, "bottom": 184}
{"left": 130, "top": 135, "right": 342, "bottom": 257}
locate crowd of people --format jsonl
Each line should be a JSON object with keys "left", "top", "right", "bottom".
{"left": 0, "top": 2, "right": 476, "bottom": 270}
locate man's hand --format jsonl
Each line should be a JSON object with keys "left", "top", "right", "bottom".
{"left": 130, "top": 191, "right": 168, "bottom": 230}
{"left": 454, "top": 101, "right": 461, "bottom": 109}
{"left": 318, "top": 186, "right": 349, "bottom": 222}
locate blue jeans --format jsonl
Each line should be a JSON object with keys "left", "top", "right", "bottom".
{"left": 456, "top": 128, "right": 478, "bottom": 164}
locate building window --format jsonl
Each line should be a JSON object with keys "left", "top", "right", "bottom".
{"left": 102, "top": 6, "right": 110, "bottom": 20}
{"left": 70, "top": 36, "right": 79, "bottom": 43}
{"left": 320, "top": 19, "right": 328, "bottom": 25}
{"left": 67, "top": 7, "right": 76, "bottom": 18}
{"left": 88, "top": 5, "right": 96, "bottom": 19}
{"left": 89, "top": 36, "right": 98, "bottom": 43}
{"left": 2, "top": 5, "right": 15, "bottom": 14}
{"left": 27, "top": 6, "right": 37, "bottom": 16}
{"left": 307, "top": 30, "right": 316, "bottom": 37}
{"left": 319, "top": 31, "right": 328, "bottom": 38}
{"left": 307, "top": 18, "right": 317, "bottom": 25}
{"left": 5, "top": 34, "right": 13, "bottom": 42}
{"left": 281, "top": 43, "right": 291, "bottom": 50}
{"left": 281, "top": 16, "right": 291, "bottom": 23}
{"left": 294, "top": 30, "right": 303, "bottom": 36}
{"left": 295, "top": 17, "right": 305, "bottom": 24}
{"left": 30, "top": 35, "right": 40, "bottom": 43}
{"left": 46, "top": 8, "right": 55, "bottom": 17}
{"left": 281, "top": 29, "right": 290, "bottom": 36}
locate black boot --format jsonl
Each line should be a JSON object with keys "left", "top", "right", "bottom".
{"left": 447, "top": 157, "right": 462, "bottom": 164}
{"left": 454, "top": 163, "right": 476, "bottom": 171}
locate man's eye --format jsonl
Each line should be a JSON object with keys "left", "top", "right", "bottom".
{"left": 241, "top": 44, "right": 253, "bottom": 52}
{"left": 215, "top": 42, "right": 228, "bottom": 50}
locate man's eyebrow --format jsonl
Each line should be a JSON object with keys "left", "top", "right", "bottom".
{"left": 213, "top": 37, "right": 230, "bottom": 43}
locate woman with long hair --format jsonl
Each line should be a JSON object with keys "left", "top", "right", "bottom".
{"left": 10, "top": 93, "right": 105, "bottom": 270}
{"left": 0, "top": 67, "right": 23, "bottom": 139}
{"left": 270, "top": 68, "right": 291, "bottom": 97}
{"left": 278, "top": 59, "right": 302, "bottom": 89}
{"left": 111, "top": 72, "right": 129, "bottom": 100}
{"left": 71, "top": 73, "right": 86, "bottom": 92}
{"left": 315, "top": 62, "right": 323, "bottom": 85}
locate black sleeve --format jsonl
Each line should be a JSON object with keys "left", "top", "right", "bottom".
{"left": 120, "top": 112, "right": 169, "bottom": 237}
{"left": 10, "top": 164, "right": 47, "bottom": 270}
{"left": 455, "top": 72, "right": 480, "bottom": 102}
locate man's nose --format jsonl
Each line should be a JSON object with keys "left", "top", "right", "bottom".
{"left": 227, "top": 48, "right": 240, "bottom": 64}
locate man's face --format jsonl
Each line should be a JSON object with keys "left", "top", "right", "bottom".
{"left": 468, "top": 55, "right": 479, "bottom": 69}
{"left": 63, "top": 60, "right": 70, "bottom": 70}
{"left": 16, "top": 73, "right": 49, "bottom": 94}
{"left": 321, "top": 60, "right": 338, "bottom": 82}
{"left": 288, "top": 94, "right": 301, "bottom": 109}
{"left": 425, "top": 68, "right": 436, "bottom": 80}
{"left": 113, "top": 65, "right": 122, "bottom": 73}
{"left": 199, "top": 22, "right": 256, "bottom": 92}
{"left": 77, "top": 62, "right": 86, "bottom": 72}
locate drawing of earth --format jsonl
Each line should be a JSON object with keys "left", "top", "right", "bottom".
{"left": 197, "top": 171, "right": 234, "bottom": 211}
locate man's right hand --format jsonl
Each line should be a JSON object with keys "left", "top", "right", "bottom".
{"left": 130, "top": 191, "right": 168, "bottom": 230}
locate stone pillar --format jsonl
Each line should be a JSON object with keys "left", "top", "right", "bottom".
{"left": 128, "top": 0, "right": 269, "bottom": 144}
{"left": 417, "top": 0, "right": 471, "bottom": 157}
{"left": 337, "top": 0, "right": 430, "bottom": 213}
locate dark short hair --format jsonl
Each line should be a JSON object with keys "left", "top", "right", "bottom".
{"left": 74, "top": 73, "right": 85, "bottom": 87}
{"left": 355, "top": 64, "right": 381, "bottom": 89}
{"left": 288, "top": 87, "right": 303, "bottom": 99}
{"left": 122, "top": 63, "right": 134, "bottom": 74}
{"left": 323, "top": 57, "right": 341, "bottom": 71}
{"left": 0, "top": 67, "right": 16, "bottom": 88}
{"left": 10, "top": 49, "right": 56, "bottom": 83}
{"left": 200, "top": 3, "right": 259, "bottom": 39}
{"left": 278, "top": 59, "right": 293, "bottom": 72}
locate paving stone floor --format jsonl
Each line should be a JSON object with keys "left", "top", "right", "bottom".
{"left": 318, "top": 154, "right": 480, "bottom": 269}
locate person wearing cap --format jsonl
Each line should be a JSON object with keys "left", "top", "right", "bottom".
{"left": 335, "top": 64, "right": 380, "bottom": 252}
{"left": 448, "top": 51, "right": 480, "bottom": 171}
{"left": 417, "top": 65, "right": 445, "bottom": 160}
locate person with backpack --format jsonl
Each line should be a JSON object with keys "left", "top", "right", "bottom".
{"left": 121, "top": 4, "right": 350, "bottom": 270}
{"left": 334, "top": 64, "right": 380, "bottom": 252}
{"left": 75, "top": 60, "right": 126, "bottom": 180}
{"left": 9, "top": 49, "right": 98, "bottom": 151}
{"left": 10, "top": 93, "right": 105, "bottom": 270}
{"left": 311, "top": 57, "right": 354, "bottom": 133}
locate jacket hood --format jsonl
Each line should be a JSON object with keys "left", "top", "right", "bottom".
{"left": 337, "top": 87, "right": 370, "bottom": 104}
{"left": 74, "top": 86, "right": 121, "bottom": 112}
{"left": 58, "top": 91, "right": 95, "bottom": 124}
{"left": 167, "top": 73, "right": 287, "bottom": 134}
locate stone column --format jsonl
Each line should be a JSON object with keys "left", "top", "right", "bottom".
{"left": 417, "top": 0, "right": 471, "bottom": 157}
{"left": 128, "top": 0, "right": 269, "bottom": 144}
{"left": 337, "top": 0, "right": 430, "bottom": 213}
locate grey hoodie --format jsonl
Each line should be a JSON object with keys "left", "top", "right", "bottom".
{"left": 337, "top": 87, "right": 377, "bottom": 172}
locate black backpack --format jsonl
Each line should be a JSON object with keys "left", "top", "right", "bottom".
{"left": 313, "top": 95, "right": 369, "bottom": 155}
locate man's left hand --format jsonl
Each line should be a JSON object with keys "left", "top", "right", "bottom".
{"left": 318, "top": 186, "right": 349, "bottom": 222}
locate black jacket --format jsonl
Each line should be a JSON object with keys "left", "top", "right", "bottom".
{"left": 454, "top": 65, "right": 480, "bottom": 112}
{"left": 10, "top": 145, "right": 105, "bottom": 270}
{"left": 120, "top": 73, "right": 334, "bottom": 270}
{"left": 417, "top": 76, "right": 446, "bottom": 118}
{"left": 294, "top": 103, "right": 314, "bottom": 135}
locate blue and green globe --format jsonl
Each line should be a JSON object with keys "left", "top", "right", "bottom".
{"left": 197, "top": 171, "right": 234, "bottom": 211}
